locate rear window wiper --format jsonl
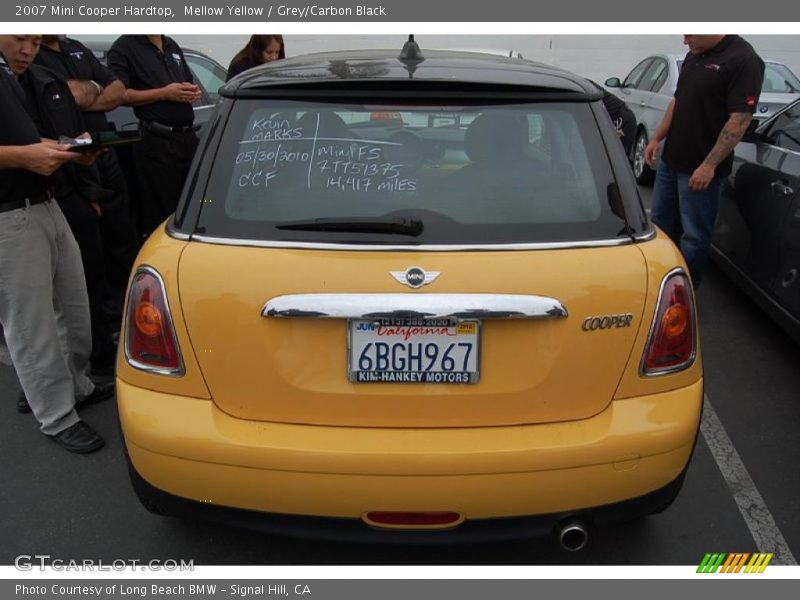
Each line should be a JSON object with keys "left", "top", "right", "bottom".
{"left": 276, "top": 217, "right": 423, "bottom": 236}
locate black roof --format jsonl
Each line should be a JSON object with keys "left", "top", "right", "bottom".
{"left": 222, "top": 49, "right": 601, "bottom": 99}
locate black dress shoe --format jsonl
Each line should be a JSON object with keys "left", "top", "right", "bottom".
{"left": 17, "top": 389, "right": 31, "bottom": 414}
{"left": 77, "top": 381, "right": 115, "bottom": 408}
{"left": 47, "top": 421, "right": 104, "bottom": 453}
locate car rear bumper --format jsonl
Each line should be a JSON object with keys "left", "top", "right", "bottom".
{"left": 118, "top": 377, "right": 702, "bottom": 538}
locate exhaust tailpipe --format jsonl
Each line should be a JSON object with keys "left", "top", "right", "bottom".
{"left": 557, "top": 519, "right": 589, "bottom": 552}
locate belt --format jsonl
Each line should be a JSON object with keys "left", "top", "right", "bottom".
{"left": 0, "top": 188, "right": 54, "bottom": 214}
{"left": 141, "top": 120, "right": 197, "bottom": 134}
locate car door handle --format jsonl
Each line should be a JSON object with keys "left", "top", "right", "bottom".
{"left": 771, "top": 181, "right": 795, "bottom": 196}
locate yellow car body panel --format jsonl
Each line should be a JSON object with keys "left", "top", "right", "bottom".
{"left": 118, "top": 227, "right": 702, "bottom": 523}
{"left": 119, "top": 377, "right": 702, "bottom": 518}
{"left": 175, "top": 240, "right": 649, "bottom": 427}
{"left": 115, "top": 232, "right": 210, "bottom": 400}
{"left": 617, "top": 229, "right": 704, "bottom": 398}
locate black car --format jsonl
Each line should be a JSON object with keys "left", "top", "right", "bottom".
{"left": 712, "top": 98, "right": 800, "bottom": 344}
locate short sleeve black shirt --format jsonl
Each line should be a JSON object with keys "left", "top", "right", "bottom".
{"left": 106, "top": 35, "right": 195, "bottom": 127}
{"left": 34, "top": 37, "right": 118, "bottom": 132}
{"left": 662, "top": 35, "right": 765, "bottom": 177}
{"left": 0, "top": 56, "right": 51, "bottom": 202}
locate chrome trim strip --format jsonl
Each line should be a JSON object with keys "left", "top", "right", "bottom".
{"left": 263, "top": 293, "right": 568, "bottom": 320}
{"left": 124, "top": 265, "right": 186, "bottom": 377}
{"left": 633, "top": 228, "right": 657, "bottom": 242}
{"left": 639, "top": 267, "right": 698, "bottom": 377}
{"left": 189, "top": 232, "right": 653, "bottom": 252}
{"left": 167, "top": 226, "right": 191, "bottom": 241}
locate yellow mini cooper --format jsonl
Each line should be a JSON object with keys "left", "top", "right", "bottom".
{"left": 118, "top": 40, "right": 702, "bottom": 549}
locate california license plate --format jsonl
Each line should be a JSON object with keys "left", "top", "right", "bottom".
{"left": 348, "top": 318, "right": 480, "bottom": 383}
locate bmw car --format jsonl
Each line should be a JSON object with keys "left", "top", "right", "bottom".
{"left": 605, "top": 54, "right": 800, "bottom": 184}
{"left": 117, "top": 41, "right": 703, "bottom": 548}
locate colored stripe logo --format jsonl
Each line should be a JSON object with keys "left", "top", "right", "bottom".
{"left": 697, "top": 553, "right": 773, "bottom": 573}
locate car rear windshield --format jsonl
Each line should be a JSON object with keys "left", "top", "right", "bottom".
{"left": 193, "top": 99, "right": 633, "bottom": 245}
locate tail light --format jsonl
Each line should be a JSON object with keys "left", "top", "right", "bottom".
{"left": 641, "top": 269, "right": 697, "bottom": 376}
{"left": 124, "top": 266, "right": 184, "bottom": 375}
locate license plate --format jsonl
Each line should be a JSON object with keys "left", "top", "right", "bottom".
{"left": 348, "top": 318, "right": 480, "bottom": 383}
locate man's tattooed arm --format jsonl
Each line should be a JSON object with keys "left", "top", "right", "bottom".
{"left": 703, "top": 112, "right": 753, "bottom": 167}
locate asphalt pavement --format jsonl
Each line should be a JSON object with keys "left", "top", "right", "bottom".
{"left": 1, "top": 187, "right": 798, "bottom": 566}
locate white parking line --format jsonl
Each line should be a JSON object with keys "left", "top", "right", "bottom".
{"left": 701, "top": 394, "right": 797, "bottom": 565}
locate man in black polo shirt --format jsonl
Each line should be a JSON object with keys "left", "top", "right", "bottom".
{"left": 645, "top": 35, "right": 764, "bottom": 287}
{"left": 107, "top": 35, "right": 201, "bottom": 237}
{"left": 0, "top": 37, "right": 112, "bottom": 453}
{"left": 35, "top": 35, "right": 141, "bottom": 321}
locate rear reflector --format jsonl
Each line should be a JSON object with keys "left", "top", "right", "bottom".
{"left": 641, "top": 269, "right": 697, "bottom": 375}
{"left": 124, "top": 266, "right": 184, "bottom": 375}
{"left": 363, "top": 511, "right": 464, "bottom": 529}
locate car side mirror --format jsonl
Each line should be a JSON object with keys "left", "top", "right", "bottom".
{"left": 741, "top": 118, "right": 762, "bottom": 143}
{"left": 605, "top": 77, "right": 622, "bottom": 88}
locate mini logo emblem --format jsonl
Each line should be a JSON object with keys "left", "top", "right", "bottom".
{"left": 390, "top": 266, "right": 440, "bottom": 289}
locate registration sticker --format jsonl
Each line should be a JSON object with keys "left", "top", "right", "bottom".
{"left": 348, "top": 318, "right": 480, "bottom": 384}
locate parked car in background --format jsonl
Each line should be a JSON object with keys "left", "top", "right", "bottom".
{"left": 116, "top": 40, "right": 703, "bottom": 548}
{"left": 711, "top": 98, "right": 800, "bottom": 345}
{"left": 605, "top": 54, "right": 800, "bottom": 184}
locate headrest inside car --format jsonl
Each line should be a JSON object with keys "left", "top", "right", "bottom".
{"left": 296, "top": 111, "right": 352, "bottom": 139}
{"left": 464, "top": 113, "right": 528, "bottom": 162}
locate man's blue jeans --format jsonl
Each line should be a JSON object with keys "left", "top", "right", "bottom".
{"left": 650, "top": 162, "right": 723, "bottom": 288}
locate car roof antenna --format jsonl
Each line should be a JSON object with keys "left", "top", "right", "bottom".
{"left": 399, "top": 34, "right": 424, "bottom": 78}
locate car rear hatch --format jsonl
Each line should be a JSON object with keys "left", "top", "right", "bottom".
{"left": 178, "top": 244, "right": 646, "bottom": 427}
{"left": 176, "top": 80, "right": 650, "bottom": 428}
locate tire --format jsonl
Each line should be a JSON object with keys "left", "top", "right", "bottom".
{"left": 632, "top": 129, "right": 656, "bottom": 186}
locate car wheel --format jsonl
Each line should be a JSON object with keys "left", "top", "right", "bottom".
{"left": 633, "top": 130, "right": 655, "bottom": 186}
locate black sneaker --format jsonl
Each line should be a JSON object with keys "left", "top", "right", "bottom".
{"left": 47, "top": 421, "right": 105, "bottom": 453}
{"left": 77, "top": 381, "right": 115, "bottom": 408}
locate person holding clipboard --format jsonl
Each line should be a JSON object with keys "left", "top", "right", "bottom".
{"left": 0, "top": 35, "right": 114, "bottom": 453}
{"left": 0, "top": 33, "right": 123, "bottom": 398}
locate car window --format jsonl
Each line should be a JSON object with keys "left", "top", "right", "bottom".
{"left": 193, "top": 100, "right": 632, "bottom": 245}
{"left": 185, "top": 53, "right": 226, "bottom": 104}
{"left": 623, "top": 58, "right": 653, "bottom": 90}
{"left": 765, "top": 103, "right": 800, "bottom": 152}
{"left": 641, "top": 59, "right": 668, "bottom": 93}
{"left": 762, "top": 63, "right": 800, "bottom": 94}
